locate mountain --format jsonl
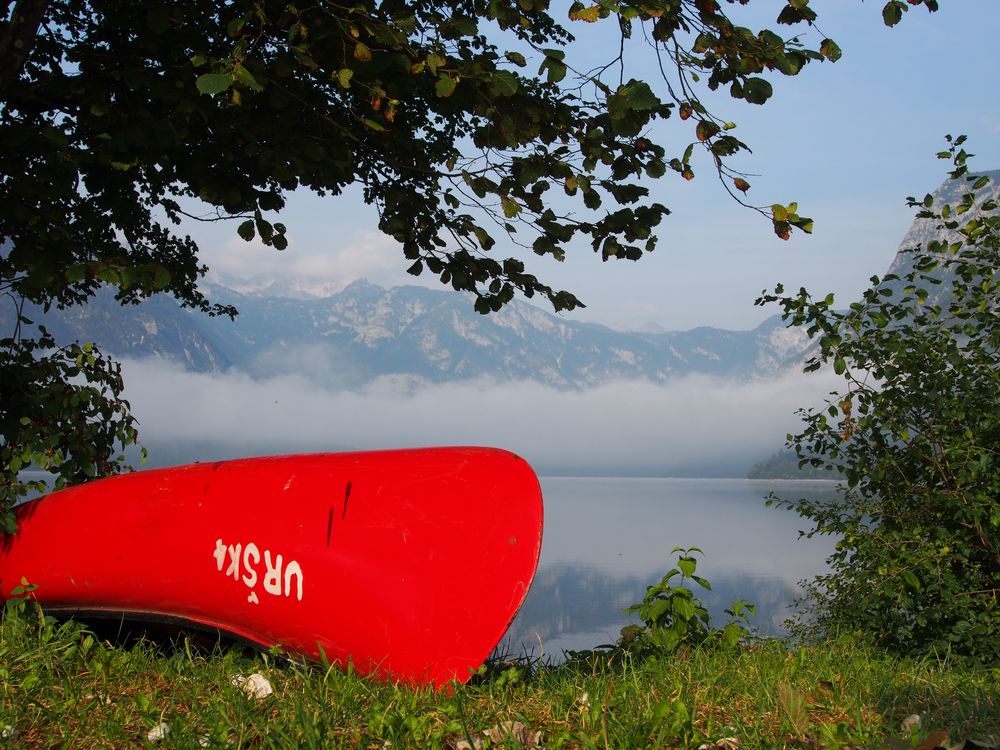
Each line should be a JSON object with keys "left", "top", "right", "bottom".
{"left": 2, "top": 280, "right": 811, "bottom": 389}
{"left": 6, "top": 290, "right": 234, "bottom": 373}
{"left": 745, "top": 168, "right": 1000, "bottom": 478}
{"left": 198, "top": 280, "right": 813, "bottom": 387}
{"left": 884, "top": 168, "right": 1000, "bottom": 307}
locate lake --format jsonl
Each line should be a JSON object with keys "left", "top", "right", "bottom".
{"left": 499, "top": 476, "right": 839, "bottom": 660}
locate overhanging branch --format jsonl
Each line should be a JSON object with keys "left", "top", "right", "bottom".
{"left": 0, "top": 0, "right": 50, "bottom": 95}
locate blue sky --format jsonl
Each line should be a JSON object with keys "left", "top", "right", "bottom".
{"left": 191, "top": 1, "right": 1000, "bottom": 331}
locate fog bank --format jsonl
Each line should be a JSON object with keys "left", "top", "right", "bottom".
{"left": 122, "top": 358, "right": 839, "bottom": 476}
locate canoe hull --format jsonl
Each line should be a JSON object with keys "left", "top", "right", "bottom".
{"left": 0, "top": 447, "right": 544, "bottom": 686}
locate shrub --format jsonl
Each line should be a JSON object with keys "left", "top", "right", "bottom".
{"left": 758, "top": 139, "right": 1000, "bottom": 663}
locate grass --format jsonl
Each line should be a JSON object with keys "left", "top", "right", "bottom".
{"left": 0, "top": 603, "right": 997, "bottom": 749}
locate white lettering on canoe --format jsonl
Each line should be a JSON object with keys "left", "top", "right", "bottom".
{"left": 285, "top": 560, "right": 303, "bottom": 601}
{"left": 242, "top": 543, "right": 260, "bottom": 589}
{"left": 263, "top": 550, "right": 282, "bottom": 596}
{"left": 213, "top": 538, "right": 303, "bottom": 603}
{"left": 225, "top": 543, "right": 242, "bottom": 580}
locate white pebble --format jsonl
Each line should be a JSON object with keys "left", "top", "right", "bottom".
{"left": 232, "top": 672, "right": 273, "bottom": 699}
{"left": 147, "top": 722, "right": 170, "bottom": 742}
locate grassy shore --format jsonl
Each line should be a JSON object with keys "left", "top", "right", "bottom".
{"left": 0, "top": 604, "right": 997, "bottom": 749}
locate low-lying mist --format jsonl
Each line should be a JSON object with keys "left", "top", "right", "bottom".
{"left": 122, "top": 358, "right": 839, "bottom": 477}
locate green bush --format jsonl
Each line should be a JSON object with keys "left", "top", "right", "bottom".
{"left": 621, "top": 547, "right": 755, "bottom": 657}
{"left": 758, "top": 138, "right": 1000, "bottom": 663}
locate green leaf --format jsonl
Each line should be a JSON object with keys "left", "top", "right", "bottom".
{"left": 237, "top": 220, "right": 255, "bottom": 242}
{"left": 691, "top": 575, "right": 712, "bottom": 590}
{"left": 882, "top": 1, "right": 904, "bottom": 26}
{"left": 233, "top": 65, "right": 263, "bottom": 92}
{"left": 743, "top": 77, "right": 773, "bottom": 105}
{"left": 435, "top": 75, "right": 458, "bottom": 97}
{"left": 568, "top": 4, "right": 601, "bottom": 22}
{"left": 645, "top": 159, "right": 666, "bottom": 179}
{"left": 491, "top": 71, "right": 519, "bottom": 97}
{"left": 335, "top": 68, "right": 354, "bottom": 89}
{"left": 226, "top": 15, "right": 247, "bottom": 37}
{"left": 500, "top": 197, "right": 521, "bottom": 218}
{"left": 671, "top": 595, "right": 696, "bottom": 621}
{"left": 255, "top": 215, "right": 273, "bottom": 241}
{"left": 695, "top": 120, "right": 720, "bottom": 142}
{"left": 195, "top": 73, "right": 233, "bottom": 95}
{"left": 792, "top": 216, "right": 814, "bottom": 233}
{"left": 820, "top": 38, "right": 842, "bottom": 62}
{"left": 426, "top": 52, "right": 446, "bottom": 74}
{"left": 539, "top": 49, "right": 567, "bottom": 84}
{"left": 354, "top": 42, "right": 372, "bottom": 62}
{"left": 609, "top": 80, "right": 660, "bottom": 117}
{"left": 693, "top": 32, "right": 714, "bottom": 54}
{"left": 504, "top": 51, "right": 527, "bottom": 67}
{"left": 472, "top": 226, "right": 494, "bottom": 250}
{"left": 833, "top": 356, "right": 846, "bottom": 375}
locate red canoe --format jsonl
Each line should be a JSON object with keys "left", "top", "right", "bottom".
{"left": 0, "top": 447, "right": 543, "bottom": 687}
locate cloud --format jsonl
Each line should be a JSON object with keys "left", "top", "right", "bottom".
{"left": 122, "top": 358, "right": 840, "bottom": 475}
{"left": 199, "top": 227, "right": 437, "bottom": 296}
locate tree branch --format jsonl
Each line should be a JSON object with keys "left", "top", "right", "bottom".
{"left": 0, "top": 0, "right": 50, "bottom": 95}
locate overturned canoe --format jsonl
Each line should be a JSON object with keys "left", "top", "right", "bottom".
{"left": 0, "top": 447, "right": 543, "bottom": 687}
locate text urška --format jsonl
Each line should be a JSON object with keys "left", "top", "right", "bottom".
{"left": 213, "top": 539, "right": 303, "bottom": 604}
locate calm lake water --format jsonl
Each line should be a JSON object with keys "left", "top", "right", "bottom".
{"left": 499, "top": 476, "right": 839, "bottom": 660}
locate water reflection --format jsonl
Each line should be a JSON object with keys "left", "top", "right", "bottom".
{"left": 501, "top": 477, "right": 838, "bottom": 659}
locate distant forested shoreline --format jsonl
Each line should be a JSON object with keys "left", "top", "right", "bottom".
{"left": 746, "top": 450, "right": 842, "bottom": 480}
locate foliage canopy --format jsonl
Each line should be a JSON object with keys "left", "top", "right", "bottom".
{"left": 759, "top": 140, "right": 1000, "bottom": 663}
{"left": 1, "top": 0, "right": 938, "bottom": 514}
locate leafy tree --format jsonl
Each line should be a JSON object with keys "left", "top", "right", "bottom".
{"left": 757, "top": 139, "right": 999, "bottom": 663}
{"left": 1, "top": 0, "right": 939, "bottom": 517}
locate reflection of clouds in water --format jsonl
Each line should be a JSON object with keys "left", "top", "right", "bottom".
{"left": 538, "top": 477, "right": 837, "bottom": 583}
{"left": 121, "top": 358, "right": 839, "bottom": 474}
{"left": 502, "top": 561, "right": 806, "bottom": 659}
{"left": 499, "top": 477, "right": 838, "bottom": 657}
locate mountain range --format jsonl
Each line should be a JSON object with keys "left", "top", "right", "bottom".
{"left": 4, "top": 278, "right": 812, "bottom": 390}
{"left": 4, "top": 170, "right": 996, "bottom": 393}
